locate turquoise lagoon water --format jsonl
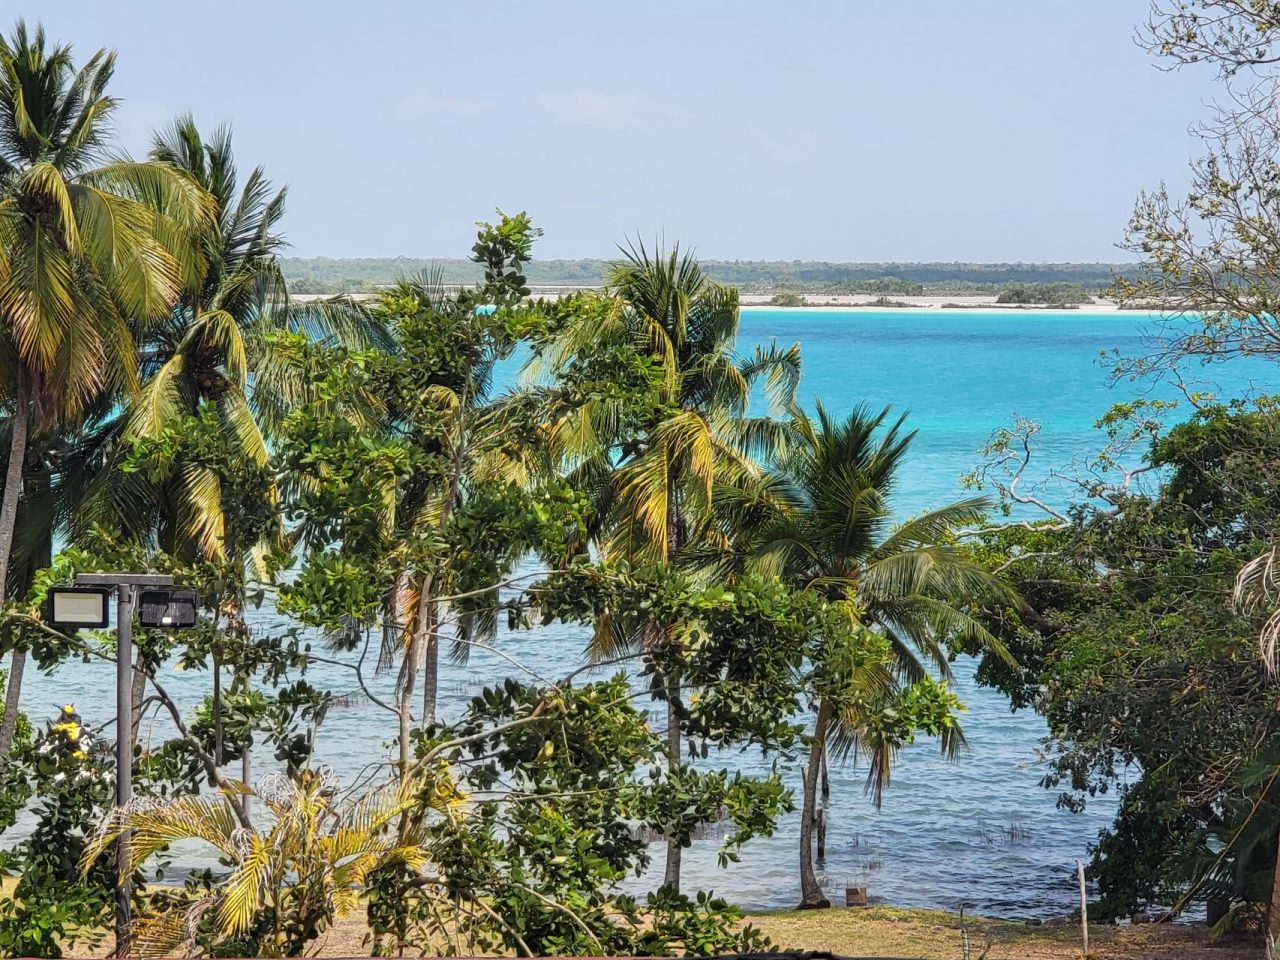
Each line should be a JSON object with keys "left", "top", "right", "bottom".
{"left": 19, "top": 308, "right": 1273, "bottom": 917}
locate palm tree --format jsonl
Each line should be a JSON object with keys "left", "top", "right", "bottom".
{"left": 74, "top": 115, "right": 392, "bottom": 785}
{"left": 80, "top": 114, "right": 388, "bottom": 563}
{"left": 0, "top": 20, "right": 209, "bottom": 760}
{"left": 532, "top": 243, "right": 800, "bottom": 890}
{"left": 732, "top": 403, "right": 1014, "bottom": 908}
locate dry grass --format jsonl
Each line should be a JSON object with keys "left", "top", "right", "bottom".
{"left": 304, "top": 906, "right": 1265, "bottom": 960}
{"left": 69, "top": 903, "right": 1266, "bottom": 958}
{"left": 741, "top": 906, "right": 1262, "bottom": 959}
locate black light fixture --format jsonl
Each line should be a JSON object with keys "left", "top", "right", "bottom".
{"left": 138, "top": 588, "right": 199, "bottom": 628}
{"left": 47, "top": 587, "right": 112, "bottom": 629}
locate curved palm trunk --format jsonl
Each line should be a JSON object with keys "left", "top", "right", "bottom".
{"left": 0, "top": 368, "right": 30, "bottom": 764}
{"left": 661, "top": 499, "right": 686, "bottom": 891}
{"left": 798, "top": 699, "right": 832, "bottom": 909}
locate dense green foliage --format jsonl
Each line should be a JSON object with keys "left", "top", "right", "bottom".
{"left": 964, "top": 401, "right": 1280, "bottom": 923}
{"left": 284, "top": 257, "right": 1127, "bottom": 296}
{"left": 14, "top": 1, "right": 1280, "bottom": 955}
{"left": 0, "top": 22, "right": 984, "bottom": 948}
{"left": 994, "top": 282, "right": 1093, "bottom": 305}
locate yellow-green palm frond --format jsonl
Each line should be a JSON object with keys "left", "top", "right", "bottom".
{"left": 125, "top": 899, "right": 215, "bottom": 958}
{"left": 220, "top": 388, "right": 271, "bottom": 469}
{"left": 186, "top": 308, "right": 248, "bottom": 387}
{"left": 177, "top": 461, "right": 225, "bottom": 559}
{"left": 614, "top": 441, "right": 674, "bottom": 557}
{"left": 82, "top": 793, "right": 242, "bottom": 876}
{"left": 18, "top": 160, "right": 79, "bottom": 250}
{"left": 0, "top": 219, "right": 79, "bottom": 379}
{"left": 217, "top": 831, "right": 271, "bottom": 938}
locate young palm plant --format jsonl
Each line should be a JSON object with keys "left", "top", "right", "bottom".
{"left": 729, "top": 403, "right": 1016, "bottom": 908}
{"left": 528, "top": 243, "right": 801, "bottom": 891}
{"left": 0, "top": 20, "right": 210, "bottom": 760}
{"left": 82, "top": 771, "right": 449, "bottom": 957}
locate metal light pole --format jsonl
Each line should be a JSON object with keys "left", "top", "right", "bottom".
{"left": 74, "top": 573, "right": 174, "bottom": 953}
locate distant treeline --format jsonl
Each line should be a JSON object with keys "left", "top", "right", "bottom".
{"left": 995, "top": 282, "right": 1094, "bottom": 305}
{"left": 282, "top": 257, "right": 1137, "bottom": 295}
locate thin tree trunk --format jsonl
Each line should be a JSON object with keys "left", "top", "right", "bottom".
{"left": 0, "top": 369, "right": 30, "bottom": 764}
{"left": 661, "top": 496, "right": 685, "bottom": 891}
{"left": 397, "top": 633, "right": 420, "bottom": 781}
{"left": 818, "top": 733, "right": 830, "bottom": 861}
{"left": 0, "top": 367, "right": 28, "bottom": 602}
{"left": 398, "top": 574, "right": 431, "bottom": 783}
{"left": 798, "top": 700, "right": 832, "bottom": 909}
{"left": 242, "top": 744, "right": 252, "bottom": 819}
{"left": 212, "top": 647, "right": 223, "bottom": 767}
{"left": 663, "top": 678, "right": 683, "bottom": 891}
{"left": 130, "top": 654, "right": 147, "bottom": 740}
{"left": 421, "top": 602, "right": 438, "bottom": 727}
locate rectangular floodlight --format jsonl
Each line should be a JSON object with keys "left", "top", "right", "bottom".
{"left": 47, "top": 587, "right": 112, "bottom": 629}
{"left": 138, "top": 588, "right": 199, "bottom": 629}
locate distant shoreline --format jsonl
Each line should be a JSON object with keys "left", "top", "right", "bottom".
{"left": 292, "top": 290, "right": 1171, "bottom": 316}
{"left": 738, "top": 293, "right": 1131, "bottom": 312}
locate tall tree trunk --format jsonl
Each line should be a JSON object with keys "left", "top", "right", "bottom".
{"left": 663, "top": 678, "right": 683, "bottom": 891}
{"left": 661, "top": 498, "right": 686, "bottom": 891}
{"left": 421, "top": 602, "right": 438, "bottom": 727}
{"left": 817, "top": 737, "right": 831, "bottom": 861}
{"left": 398, "top": 574, "right": 431, "bottom": 784}
{"left": 0, "top": 650, "right": 25, "bottom": 766}
{"left": 397, "top": 632, "right": 420, "bottom": 782}
{"left": 798, "top": 700, "right": 832, "bottom": 909}
{"left": 212, "top": 647, "right": 223, "bottom": 768}
{"left": 0, "top": 368, "right": 30, "bottom": 764}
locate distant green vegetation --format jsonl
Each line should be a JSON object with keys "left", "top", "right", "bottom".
{"left": 282, "top": 257, "right": 1129, "bottom": 296}
{"left": 994, "top": 282, "right": 1094, "bottom": 305}
{"left": 769, "top": 292, "right": 805, "bottom": 307}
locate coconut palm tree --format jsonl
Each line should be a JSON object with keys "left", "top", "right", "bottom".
{"left": 530, "top": 243, "right": 801, "bottom": 890}
{"left": 71, "top": 115, "right": 394, "bottom": 787}
{"left": 0, "top": 20, "right": 209, "bottom": 760}
{"left": 79, "top": 114, "right": 389, "bottom": 563}
{"left": 731, "top": 403, "right": 1015, "bottom": 908}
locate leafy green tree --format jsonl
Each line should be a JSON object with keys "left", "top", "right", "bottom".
{"left": 0, "top": 20, "right": 209, "bottom": 761}
{"left": 383, "top": 672, "right": 786, "bottom": 957}
{"left": 277, "top": 212, "right": 584, "bottom": 779}
{"left": 728, "top": 404, "right": 1012, "bottom": 907}
{"left": 1114, "top": 6, "right": 1280, "bottom": 937}
{"left": 527, "top": 243, "right": 801, "bottom": 890}
{"left": 966, "top": 400, "right": 1280, "bottom": 929}
{"left": 0, "top": 707, "right": 115, "bottom": 958}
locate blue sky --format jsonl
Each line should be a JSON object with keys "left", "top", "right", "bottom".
{"left": 32, "top": 1, "right": 1218, "bottom": 261}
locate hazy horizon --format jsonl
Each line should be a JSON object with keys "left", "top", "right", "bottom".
{"left": 34, "top": 1, "right": 1220, "bottom": 262}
